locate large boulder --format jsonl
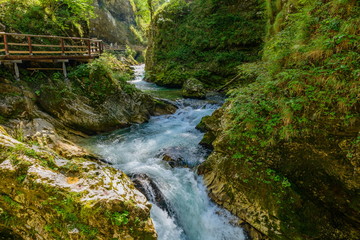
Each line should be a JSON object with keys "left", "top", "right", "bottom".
{"left": 181, "top": 78, "right": 206, "bottom": 99}
{"left": 0, "top": 129, "right": 157, "bottom": 240}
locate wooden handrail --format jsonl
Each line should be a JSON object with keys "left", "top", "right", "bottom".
{"left": 0, "top": 32, "right": 104, "bottom": 59}
{"left": 0, "top": 32, "right": 102, "bottom": 42}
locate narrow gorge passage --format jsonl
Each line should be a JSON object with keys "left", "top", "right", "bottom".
{"left": 84, "top": 65, "right": 245, "bottom": 240}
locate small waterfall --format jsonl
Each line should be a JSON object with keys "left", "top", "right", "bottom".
{"left": 85, "top": 65, "right": 245, "bottom": 240}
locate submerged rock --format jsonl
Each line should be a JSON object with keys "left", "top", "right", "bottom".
{"left": 158, "top": 146, "right": 189, "bottom": 168}
{"left": 196, "top": 108, "right": 224, "bottom": 149}
{"left": 181, "top": 78, "right": 206, "bottom": 99}
{"left": 0, "top": 128, "right": 157, "bottom": 240}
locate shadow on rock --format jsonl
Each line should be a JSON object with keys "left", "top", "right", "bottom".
{"left": 130, "top": 173, "right": 176, "bottom": 218}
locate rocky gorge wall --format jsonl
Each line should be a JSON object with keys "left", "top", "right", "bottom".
{"left": 196, "top": 0, "right": 360, "bottom": 239}
{"left": 91, "top": 0, "right": 145, "bottom": 50}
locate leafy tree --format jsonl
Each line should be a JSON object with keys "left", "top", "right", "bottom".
{"left": 0, "top": 0, "right": 95, "bottom": 36}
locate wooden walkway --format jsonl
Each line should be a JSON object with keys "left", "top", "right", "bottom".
{"left": 0, "top": 32, "right": 104, "bottom": 60}
{"left": 0, "top": 32, "right": 105, "bottom": 80}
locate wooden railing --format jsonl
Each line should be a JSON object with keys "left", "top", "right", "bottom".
{"left": 0, "top": 32, "right": 103, "bottom": 59}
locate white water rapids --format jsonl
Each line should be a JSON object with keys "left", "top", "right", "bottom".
{"left": 85, "top": 65, "right": 246, "bottom": 240}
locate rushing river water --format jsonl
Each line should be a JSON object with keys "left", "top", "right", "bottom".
{"left": 85, "top": 65, "right": 245, "bottom": 240}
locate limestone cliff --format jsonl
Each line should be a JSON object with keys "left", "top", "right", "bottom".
{"left": 91, "top": 0, "right": 145, "bottom": 50}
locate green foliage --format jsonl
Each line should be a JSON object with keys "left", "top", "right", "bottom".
{"left": 228, "top": 0, "right": 359, "bottom": 148}
{"left": 218, "top": 2, "right": 360, "bottom": 232}
{"left": 9, "top": 144, "right": 57, "bottom": 169}
{"left": 68, "top": 54, "right": 135, "bottom": 103}
{"left": 107, "top": 211, "right": 130, "bottom": 226}
{"left": 146, "top": 0, "right": 265, "bottom": 87}
{"left": 1, "top": 195, "right": 21, "bottom": 209}
{"left": 0, "top": 0, "right": 95, "bottom": 36}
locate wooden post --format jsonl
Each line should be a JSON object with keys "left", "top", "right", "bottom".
{"left": 87, "top": 40, "right": 91, "bottom": 56}
{"left": 3, "top": 34, "right": 9, "bottom": 56}
{"left": 27, "top": 36, "right": 33, "bottom": 55}
{"left": 14, "top": 62, "right": 20, "bottom": 81}
{"left": 60, "top": 38, "right": 65, "bottom": 55}
{"left": 100, "top": 42, "right": 103, "bottom": 55}
{"left": 62, "top": 62, "right": 68, "bottom": 82}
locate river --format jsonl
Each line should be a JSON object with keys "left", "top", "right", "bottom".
{"left": 84, "top": 65, "right": 245, "bottom": 240}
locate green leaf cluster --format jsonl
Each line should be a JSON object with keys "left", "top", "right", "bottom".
{"left": 146, "top": 0, "right": 265, "bottom": 87}
{"left": 0, "top": 0, "right": 95, "bottom": 36}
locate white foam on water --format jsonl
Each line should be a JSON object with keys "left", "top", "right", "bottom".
{"left": 86, "top": 65, "right": 245, "bottom": 240}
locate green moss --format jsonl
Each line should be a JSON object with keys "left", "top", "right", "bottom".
{"left": 68, "top": 53, "right": 136, "bottom": 103}
{"left": 198, "top": 0, "right": 359, "bottom": 239}
{"left": 9, "top": 144, "right": 57, "bottom": 170}
{"left": 107, "top": 211, "right": 130, "bottom": 226}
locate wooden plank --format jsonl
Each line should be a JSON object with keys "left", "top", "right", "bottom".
{"left": 0, "top": 49, "right": 5, "bottom": 52}
{"left": 6, "top": 43, "right": 60, "bottom": 47}
{"left": 53, "top": 59, "right": 69, "bottom": 63}
{"left": 9, "top": 50, "right": 92, "bottom": 54}
{"left": 7, "top": 43, "right": 29, "bottom": 46}
{"left": 64, "top": 51, "right": 88, "bottom": 54}
{"left": 5, "top": 43, "right": 98, "bottom": 48}
{"left": 0, "top": 32, "right": 103, "bottom": 42}
{"left": 9, "top": 50, "right": 58, "bottom": 54}
{"left": 0, "top": 54, "right": 98, "bottom": 61}
{"left": 8, "top": 51, "right": 29, "bottom": 54}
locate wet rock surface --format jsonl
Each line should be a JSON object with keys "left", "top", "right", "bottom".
{"left": 91, "top": 0, "right": 143, "bottom": 49}
{"left": 158, "top": 146, "right": 189, "bottom": 168}
{"left": 130, "top": 173, "right": 175, "bottom": 217}
{"left": 0, "top": 127, "right": 157, "bottom": 240}
{"left": 37, "top": 83, "right": 176, "bottom": 135}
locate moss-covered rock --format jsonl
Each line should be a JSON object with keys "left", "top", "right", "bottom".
{"left": 0, "top": 129, "right": 157, "bottom": 240}
{"left": 199, "top": 105, "right": 360, "bottom": 239}
{"left": 0, "top": 55, "right": 176, "bottom": 136}
{"left": 197, "top": 0, "right": 360, "bottom": 239}
{"left": 181, "top": 78, "right": 206, "bottom": 99}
